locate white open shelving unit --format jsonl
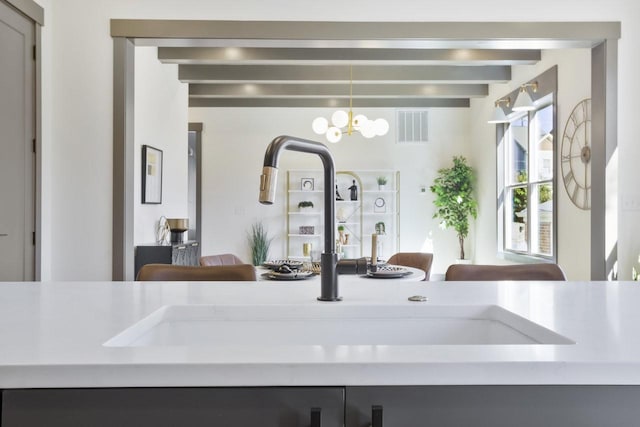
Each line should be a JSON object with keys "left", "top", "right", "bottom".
{"left": 286, "top": 170, "right": 399, "bottom": 260}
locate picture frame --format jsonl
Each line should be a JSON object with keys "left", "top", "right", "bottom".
{"left": 301, "top": 177, "right": 314, "bottom": 191}
{"left": 142, "top": 145, "right": 163, "bottom": 204}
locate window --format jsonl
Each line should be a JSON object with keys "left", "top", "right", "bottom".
{"left": 496, "top": 69, "right": 557, "bottom": 262}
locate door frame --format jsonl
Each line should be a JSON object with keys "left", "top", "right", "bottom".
{"left": 1, "top": 0, "right": 43, "bottom": 280}
{"left": 111, "top": 20, "right": 620, "bottom": 281}
{"left": 188, "top": 122, "right": 203, "bottom": 250}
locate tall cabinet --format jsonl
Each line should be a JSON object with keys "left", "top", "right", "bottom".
{"left": 286, "top": 170, "right": 399, "bottom": 260}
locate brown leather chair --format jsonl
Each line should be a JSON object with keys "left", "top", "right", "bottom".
{"left": 444, "top": 263, "right": 566, "bottom": 281}
{"left": 136, "top": 264, "right": 257, "bottom": 281}
{"left": 387, "top": 252, "right": 434, "bottom": 281}
{"left": 199, "top": 253, "right": 245, "bottom": 266}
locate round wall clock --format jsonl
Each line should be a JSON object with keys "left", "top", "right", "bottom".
{"left": 373, "top": 197, "right": 386, "bottom": 213}
{"left": 560, "top": 98, "right": 591, "bottom": 210}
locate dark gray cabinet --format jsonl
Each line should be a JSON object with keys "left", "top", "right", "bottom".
{"left": 1, "top": 387, "right": 344, "bottom": 427}
{"left": 4, "top": 385, "right": 640, "bottom": 427}
{"left": 345, "top": 386, "right": 640, "bottom": 427}
{"left": 134, "top": 241, "right": 199, "bottom": 278}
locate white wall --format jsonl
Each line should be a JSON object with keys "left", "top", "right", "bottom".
{"left": 134, "top": 47, "right": 189, "bottom": 245}
{"left": 470, "top": 49, "right": 592, "bottom": 280}
{"left": 189, "top": 107, "right": 470, "bottom": 273}
{"left": 36, "top": 0, "right": 639, "bottom": 281}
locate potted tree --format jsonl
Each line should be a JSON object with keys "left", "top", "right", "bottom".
{"left": 430, "top": 156, "right": 478, "bottom": 262}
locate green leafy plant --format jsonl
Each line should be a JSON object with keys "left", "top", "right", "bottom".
{"left": 512, "top": 170, "right": 552, "bottom": 222}
{"left": 247, "top": 222, "right": 273, "bottom": 266}
{"left": 376, "top": 176, "right": 388, "bottom": 185}
{"left": 337, "top": 225, "right": 345, "bottom": 232}
{"left": 430, "top": 156, "right": 478, "bottom": 260}
{"left": 298, "top": 201, "right": 314, "bottom": 209}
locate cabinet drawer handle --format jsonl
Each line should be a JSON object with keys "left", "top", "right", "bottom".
{"left": 310, "top": 407, "right": 321, "bottom": 427}
{"left": 192, "top": 242, "right": 199, "bottom": 246}
{"left": 0, "top": 233, "right": 8, "bottom": 237}
{"left": 371, "top": 405, "right": 383, "bottom": 427}
{"left": 176, "top": 246, "right": 186, "bottom": 250}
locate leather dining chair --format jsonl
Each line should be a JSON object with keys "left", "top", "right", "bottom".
{"left": 199, "top": 253, "right": 246, "bottom": 266}
{"left": 136, "top": 264, "right": 257, "bottom": 281}
{"left": 444, "top": 263, "right": 567, "bottom": 281}
{"left": 387, "top": 252, "right": 434, "bottom": 281}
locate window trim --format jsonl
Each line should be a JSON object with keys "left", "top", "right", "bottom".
{"left": 496, "top": 66, "right": 558, "bottom": 263}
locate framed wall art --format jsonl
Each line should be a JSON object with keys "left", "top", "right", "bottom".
{"left": 142, "top": 145, "right": 163, "bottom": 204}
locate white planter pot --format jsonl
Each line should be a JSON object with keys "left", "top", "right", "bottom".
{"left": 378, "top": 184, "right": 386, "bottom": 191}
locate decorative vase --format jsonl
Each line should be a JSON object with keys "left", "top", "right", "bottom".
{"left": 302, "top": 242, "right": 312, "bottom": 257}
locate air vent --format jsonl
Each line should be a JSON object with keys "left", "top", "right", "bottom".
{"left": 397, "top": 110, "right": 429, "bottom": 144}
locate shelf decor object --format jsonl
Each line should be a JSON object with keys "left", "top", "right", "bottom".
{"left": 373, "top": 197, "right": 386, "bottom": 213}
{"left": 301, "top": 178, "right": 314, "bottom": 191}
{"left": 376, "top": 176, "right": 388, "bottom": 190}
{"left": 299, "top": 226, "right": 315, "bottom": 235}
{"left": 141, "top": 145, "right": 163, "bottom": 204}
{"left": 298, "top": 201, "right": 314, "bottom": 212}
{"left": 311, "top": 65, "right": 389, "bottom": 143}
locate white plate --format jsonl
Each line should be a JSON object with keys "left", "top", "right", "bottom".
{"left": 365, "top": 265, "right": 411, "bottom": 279}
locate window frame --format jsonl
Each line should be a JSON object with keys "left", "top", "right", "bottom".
{"left": 496, "top": 67, "right": 558, "bottom": 264}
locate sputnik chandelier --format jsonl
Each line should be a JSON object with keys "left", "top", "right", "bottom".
{"left": 311, "top": 65, "right": 389, "bottom": 143}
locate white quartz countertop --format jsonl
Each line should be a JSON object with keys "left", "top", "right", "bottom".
{"left": 2, "top": 280, "right": 640, "bottom": 388}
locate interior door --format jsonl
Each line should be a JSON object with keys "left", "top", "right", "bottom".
{"left": 0, "top": 1, "right": 35, "bottom": 281}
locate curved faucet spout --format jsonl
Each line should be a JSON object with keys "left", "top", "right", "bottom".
{"left": 259, "top": 135, "right": 341, "bottom": 302}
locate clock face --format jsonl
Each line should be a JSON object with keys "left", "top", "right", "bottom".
{"left": 561, "top": 99, "right": 591, "bottom": 210}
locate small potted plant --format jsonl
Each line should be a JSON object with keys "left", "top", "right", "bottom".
{"left": 298, "top": 201, "right": 314, "bottom": 212}
{"left": 376, "top": 176, "right": 388, "bottom": 190}
{"left": 337, "top": 225, "right": 346, "bottom": 245}
{"left": 246, "top": 222, "right": 273, "bottom": 266}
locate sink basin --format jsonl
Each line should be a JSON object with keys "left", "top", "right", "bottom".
{"left": 104, "top": 304, "right": 574, "bottom": 347}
